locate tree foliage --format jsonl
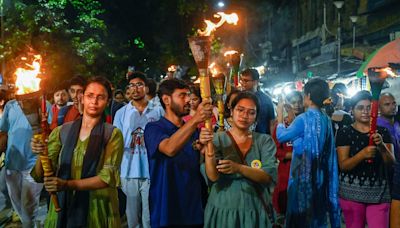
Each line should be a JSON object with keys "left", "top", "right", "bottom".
{"left": 1, "top": 0, "right": 106, "bottom": 85}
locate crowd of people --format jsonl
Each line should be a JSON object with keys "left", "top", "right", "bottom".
{"left": 0, "top": 68, "right": 400, "bottom": 228}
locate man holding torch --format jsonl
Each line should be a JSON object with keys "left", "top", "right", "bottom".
{"left": 144, "top": 79, "right": 213, "bottom": 227}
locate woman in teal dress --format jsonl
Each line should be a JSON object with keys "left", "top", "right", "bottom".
{"left": 199, "top": 91, "right": 277, "bottom": 227}
{"left": 31, "top": 76, "right": 124, "bottom": 227}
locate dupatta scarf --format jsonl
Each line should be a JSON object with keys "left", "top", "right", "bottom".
{"left": 286, "top": 109, "right": 340, "bottom": 228}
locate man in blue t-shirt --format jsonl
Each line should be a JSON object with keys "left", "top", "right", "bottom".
{"left": 144, "top": 79, "right": 212, "bottom": 227}
{"left": 240, "top": 68, "right": 275, "bottom": 135}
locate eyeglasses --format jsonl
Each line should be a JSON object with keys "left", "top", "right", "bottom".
{"left": 84, "top": 93, "right": 107, "bottom": 102}
{"left": 128, "top": 82, "right": 145, "bottom": 89}
{"left": 234, "top": 107, "right": 257, "bottom": 117}
{"left": 354, "top": 105, "right": 371, "bottom": 112}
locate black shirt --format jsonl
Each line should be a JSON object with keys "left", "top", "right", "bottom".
{"left": 336, "top": 125, "right": 392, "bottom": 203}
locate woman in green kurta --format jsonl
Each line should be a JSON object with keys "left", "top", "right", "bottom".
{"left": 199, "top": 91, "right": 277, "bottom": 227}
{"left": 31, "top": 76, "right": 124, "bottom": 228}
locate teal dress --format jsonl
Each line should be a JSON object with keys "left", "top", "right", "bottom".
{"left": 202, "top": 131, "right": 277, "bottom": 227}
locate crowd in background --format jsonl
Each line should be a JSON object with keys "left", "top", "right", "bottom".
{"left": 0, "top": 68, "right": 400, "bottom": 228}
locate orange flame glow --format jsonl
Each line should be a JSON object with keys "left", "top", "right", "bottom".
{"left": 208, "top": 62, "right": 219, "bottom": 77}
{"left": 224, "top": 50, "right": 238, "bottom": 57}
{"left": 168, "top": 65, "right": 177, "bottom": 72}
{"left": 198, "top": 12, "right": 239, "bottom": 36}
{"left": 375, "top": 67, "right": 399, "bottom": 79}
{"left": 15, "top": 55, "right": 42, "bottom": 95}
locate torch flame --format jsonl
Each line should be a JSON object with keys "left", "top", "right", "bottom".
{"left": 208, "top": 62, "right": 219, "bottom": 77}
{"left": 168, "top": 65, "right": 177, "bottom": 72}
{"left": 198, "top": 12, "right": 239, "bottom": 36}
{"left": 15, "top": 55, "right": 42, "bottom": 95}
{"left": 224, "top": 50, "right": 239, "bottom": 57}
{"left": 375, "top": 67, "right": 399, "bottom": 79}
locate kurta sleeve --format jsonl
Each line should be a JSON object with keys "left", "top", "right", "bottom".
{"left": 259, "top": 134, "right": 277, "bottom": 184}
{"left": 30, "top": 126, "right": 63, "bottom": 183}
{"left": 97, "top": 128, "right": 124, "bottom": 188}
{"left": 276, "top": 115, "right": 304, "bottom": 143}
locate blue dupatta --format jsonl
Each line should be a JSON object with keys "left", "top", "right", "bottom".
{"left": 283, "top": 109, "right": 340, "bottom": 228}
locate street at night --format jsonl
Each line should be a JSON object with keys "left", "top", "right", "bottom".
{"left": 1, "top": 0, "right": 400, "bottom": 227}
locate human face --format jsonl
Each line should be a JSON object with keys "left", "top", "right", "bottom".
{"left": 114, "top": 93, "right": 125, "bottom": 103}
{"left": 353, "top": 99, "right": 371, "bottom": 124}
{"left": 69, "top": 84, "right": 84, "bottom": 106}
{"left": 239, "top": 74, "right": 257, "bottom": 92}
{"left": 379, "top": 95, "right": 397, "bottom": 118}
{"left": 165, "top": 88, "right": 190, "bottom": 117}
{"left": 125, "top": 87, "right": 134, "bottom": 101}
{"left": 288, "top": 96, "right": 304, "bottom": 115}
{"left": 53, "top": 89, "right": 69, "bottom": 108}
{"left": 128, "top": 78, "right": 146, "bottom": 101}
{"left": 189, "top": 93, "right": 201, "bottom": 111}
{"left": 82, "top": 83, "right": 109, "bottom": 117}
{"left": 231, "top": 98, "right": 257, "bottom": 130}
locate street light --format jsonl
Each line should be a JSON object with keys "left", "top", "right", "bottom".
{"left": 350, "top": 15, "right": 358, "bottom": 49}
{"left": 333, "top": 1, "right": 344, "bottom": 76}
{"left": 217, "top": 1, "right": 225, "bottom": 8}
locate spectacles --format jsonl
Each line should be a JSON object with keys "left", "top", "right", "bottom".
{"left": 234, "top": 107, "right": 257, "bottom": 117}
{"left": 84, "top": 93, "right": 107, "bottom": 102}
{"left": 128, "top": 82, "right": 145, "bottom": 89}
{"left": 354, "top": 105, "right": 371, "bottom": 112}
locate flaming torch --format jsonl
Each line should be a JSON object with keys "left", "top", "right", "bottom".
{"left": 209, "top": 63, "right": 225, "bottom": 131}
{"left": 367, "top": 66, "right": 398, "bottom": 163}
{"left": 189, "top": 12, "right": 238, "bottom": 154}
{"left": 224, "top": 50, "right": 241, "bottom": 94}
{"left": 212, "top": 73, "right": 226, "bottom": 131}
{"left": 14, "top": 54, "right": 61, "bottom": 212}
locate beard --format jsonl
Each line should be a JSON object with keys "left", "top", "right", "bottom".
{"left": 56, "top": 100, "right": 67, "bottom": 107}
{"left": 132, "top": 95, "right": 145, "bottom": 102}
{"left": 171, "top": 100, "right": 190, "bottom": 117}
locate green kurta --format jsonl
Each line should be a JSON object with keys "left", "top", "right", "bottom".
{"left": 31, "top": 126, "right": 124, "bottom": 228}
{"left": 202, "top": 131, "right": 277, "bottom": 228}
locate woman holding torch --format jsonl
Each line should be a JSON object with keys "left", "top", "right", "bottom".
{"left": 199, "top": 91, "right": 277, "bottom": 227}
{"left": 336, "top": 91, "right": 394, "bottom": 228}
{"left": 30, "top": 76, "right": 124, "bottom": 227}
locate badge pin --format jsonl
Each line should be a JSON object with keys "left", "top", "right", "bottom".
{"left": 251, "top": 160, "right": 262, "bottom": 169}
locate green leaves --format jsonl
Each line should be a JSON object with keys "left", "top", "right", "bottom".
{"left": 2, "top": 0, "right": 106, "bottom": 83}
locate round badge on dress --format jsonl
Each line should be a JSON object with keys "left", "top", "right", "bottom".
{"left": 251, "top": 160, "right": 262, "bottom": 169}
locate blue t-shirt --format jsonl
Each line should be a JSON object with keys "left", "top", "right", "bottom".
{"left": 144, "top": 117, "right": 203, "bottom": 227}
{"left": 254, "top": 90, "right": 275, "bottom": 135}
